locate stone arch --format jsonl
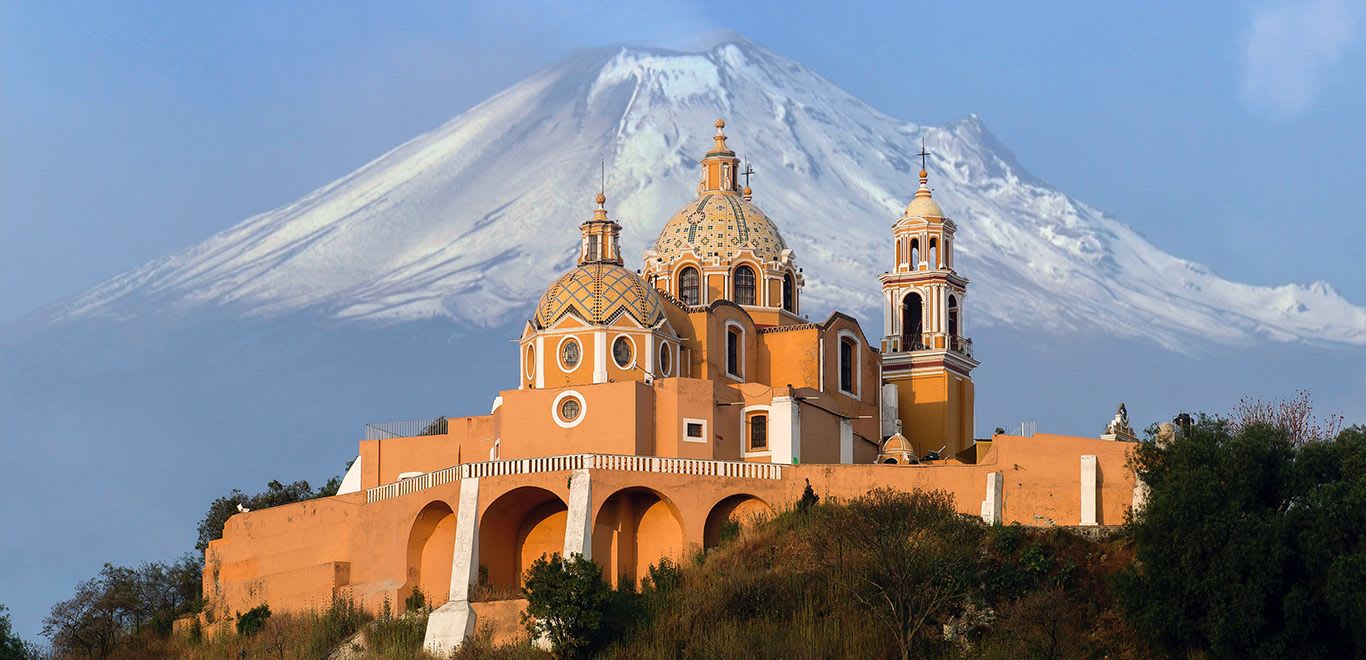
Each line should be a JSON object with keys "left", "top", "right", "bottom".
{"left": 703, "top": 494, "right": 774, "bottom": 550}
{"left": 404, "top": 500, "right": 456, "bottom": 606}
{"left": 592, "top": 486, "right": 685, "bottom": 588}
{"left": 478, "top": 487, "right": 568, "bottom": 594}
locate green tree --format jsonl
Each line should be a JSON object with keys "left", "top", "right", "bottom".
{"left": 1116, "top": 400, "right": 1365, "bottom": 657}
{"left": 811, "top": 488, "right": 983, "bottom": 660}
{"left": 196, "top": 479, "right": 316, "bottom": 554}
{"left": 521, "top": 553, "right": 612, "bottom": 659}
{"left": 1, "top": 603, "right": 36, "bottom": 660}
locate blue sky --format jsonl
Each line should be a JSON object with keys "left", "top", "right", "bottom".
{"left": 3, "top": 1, "right": 1365, "bottom": 325}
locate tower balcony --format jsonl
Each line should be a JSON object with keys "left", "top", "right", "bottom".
{"left": 880, "top": 333, "right": 973, "bottom": 358}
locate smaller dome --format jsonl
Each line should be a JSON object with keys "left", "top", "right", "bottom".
{"left": 535, "top": 263, "right": 665, "bottom": 328}
{"left": 903, "top": 168, "right": 944, "bottom": 218}
{"left": 883, "top": 432, "right": 912, "bottom": 453}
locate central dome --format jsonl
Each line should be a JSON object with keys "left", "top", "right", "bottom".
{"left": 534, "top": 263, "right": 665, "bottom": 328}
{"left": 652, "top": 193, "right": 788, "bottom": 264}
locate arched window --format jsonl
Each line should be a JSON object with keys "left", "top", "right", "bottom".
{"left": 929, "top": 237, "right": 938, "bottom": 269}
{"left": 781, "top": 272, "right": 795, "bottom": 312}
{"left": 839, "top": 337, "right": 856, "bottom": 394}
{"left": 749, "top": 413, "right": 768, "bottom": 450}
{"left": 733, "top": 265, "right": 756, "bottom": 306}
{"left": 726, "top": 326, "right": 742, "bottom": 377}
{"left": 679, "top": 267, "right": 700, "bottom": 305}
{"left": 902, "top": 293, "right": 924, "bottom": 351}
{"left": 910, "top": 238, "right": 920, "bottom": 268}
{"left": 948, "top": 294, "right": 960, "bottom": 343}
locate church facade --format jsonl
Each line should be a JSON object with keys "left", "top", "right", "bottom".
{"left": 202, "top": 121, "right": 1141, "bottom": 651}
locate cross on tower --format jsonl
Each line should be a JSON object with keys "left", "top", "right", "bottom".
{"left": 917, "top": 139, "right": 930, "bottom": 171}
{"left": 741, "top": 160, "right": 755, "bottom": 188}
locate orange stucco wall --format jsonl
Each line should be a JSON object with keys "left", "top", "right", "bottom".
{"left": 206, "top": 433, "right": 1137, "bottom": 625}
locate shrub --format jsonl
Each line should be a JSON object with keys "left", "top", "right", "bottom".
{"left": 521, "top": 554, "right": 612, "bottom": 659}
{"left": 236, "top": 604, "right": 271, "bottom": 637}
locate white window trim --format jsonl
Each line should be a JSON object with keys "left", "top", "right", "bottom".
{"left": 657, "top": 341, "right": 673, "bottom": 377}
{"left": 723, "top": 320, "right": 746, "bottom": 382}
{"left": 552, "top": 390, "right": 587, "bottom": 429}
{"left": 682, "top": 417, "right": 708, "bottom": 443}
{"left": 556, "top": 335, "right": 583, "bottom": 373}
{"left": 742, "top": 404, "right": 772, "bottom": 457}
{"left": 611, "top": 333, "right": 637, "bottom": 370}
{"left": 836, "top": 329, "right": 862, "bottom": 400}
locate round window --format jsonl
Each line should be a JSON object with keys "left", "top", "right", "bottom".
{"left": 658, "top": 343, "right": 672, "bottom": 376}
{"left": 560, "top": 338, "right": 581, "bottom": 369}
{"left": 612, "top": 336, "right": 633, "bottom": 368}
{"left": 525, "top": 345, "right": 536, "bottom": 379}
{"left": 560, "top": 398, "right": 580, "bottom": 422}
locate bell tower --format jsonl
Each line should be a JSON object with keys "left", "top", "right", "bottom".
{"left": 878, "top": 150, "right": 979, "bottom": 458}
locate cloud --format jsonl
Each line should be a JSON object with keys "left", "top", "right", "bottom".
{"left": 1241, "top": 0, "right": 1365, "bottom": 118}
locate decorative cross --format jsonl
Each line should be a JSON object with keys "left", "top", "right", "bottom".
{"left": 741, "top": 160, "right": 755, "bottom": 188}
{"left": 917, "top": 139, "right": 930, "bottom": 170}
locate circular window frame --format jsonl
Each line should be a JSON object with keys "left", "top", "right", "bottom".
{"left": 556, "top": 335, "right": 582, "bottom": 373}
{"left": 551, "top": 390, "right": 587, "bottom": 429}
{"left": 657, "top": 341, "right": 672, "bottom": 377}
{"left": 524, "top": 344, "right": 536, "bottom": 380}
{"left": 611, "top": 334, "right": 636, "bottom": 369}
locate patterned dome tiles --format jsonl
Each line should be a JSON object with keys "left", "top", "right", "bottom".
{"left": 653, "top": 192, "right": 787, "bottom": 264}
{"left": 534, "top": 263, "right": 665, "bottom": 328}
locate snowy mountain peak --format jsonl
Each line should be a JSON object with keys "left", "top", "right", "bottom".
{"left": 56, "top": 39, "right": 1366, "bottom": 349}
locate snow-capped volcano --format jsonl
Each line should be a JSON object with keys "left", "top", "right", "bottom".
{"left": 58, "top": 39, "right": 1366, "bottom": 349}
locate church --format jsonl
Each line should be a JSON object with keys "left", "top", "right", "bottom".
{"left": 202, "top": 120, "right": 1141, "bottom": 651}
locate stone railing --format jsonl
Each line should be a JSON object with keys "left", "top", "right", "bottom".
{"left": 366, "top": 453, "right": 786, "bottom": 503}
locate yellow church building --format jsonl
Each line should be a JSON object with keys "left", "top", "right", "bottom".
{"left": 202, "top": 120, "right": 1142, "bottom": 652}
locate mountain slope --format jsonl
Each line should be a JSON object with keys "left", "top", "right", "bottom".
{"left": 56, "top": 39, "right": 1366, "bottom": 349}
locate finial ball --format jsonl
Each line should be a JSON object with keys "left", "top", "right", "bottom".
{"left": 918, "top": 168, "right": 928, "bottom": 179}
{"left": 595, "top": 192, "right": 606, "bottom": 205}
{"left": 715, "top": 118, "right": 725, "bottom": 129}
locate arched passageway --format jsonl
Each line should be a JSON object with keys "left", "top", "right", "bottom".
{"left": 478, "top": 487, "right": 568, "bottom": 595}
{"left": 592, "top": 487, "right": 684, "bottom": 588}
{"left": 703, "top": 494, "right": 774, "bottom": 550}
{"left": 405, "top": 501, "right": 456, "bottom": 606}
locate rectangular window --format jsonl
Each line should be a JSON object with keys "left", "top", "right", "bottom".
{"left": 749, "top": 414, "right": 767, "bottom": 450}
{"left": 686, "top": 422, "right": 704, "bottom": 439}
{"left": 727, "top": 329, "right": 740, "bottom": 377}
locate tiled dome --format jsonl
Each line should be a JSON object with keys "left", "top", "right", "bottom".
{"left": 653, "top": 192, "right": 788, "bottom": 264}
{"left": 534, "top": 263, "right": 665, "bottom": 328}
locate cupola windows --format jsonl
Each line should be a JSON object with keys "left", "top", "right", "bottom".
{"left": 929, "top": 237, "right": 938, "bottom": 269}
{"left": 679, "top": 267, "right": 700, "bottom": 305}
{"left": 559, "top": 337, "right": 582, "bottom": 370}
{"left": 734, "top": 265, "right": 757, "bottom": 306}
{"left": 782, "top": 272, "right": 795, "bottom": 312}
{"left": 910, "top": 239, "right": 920, "bottom": 268}
{"left": 612, "top": 336, "right": 634, "bottom": 368}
